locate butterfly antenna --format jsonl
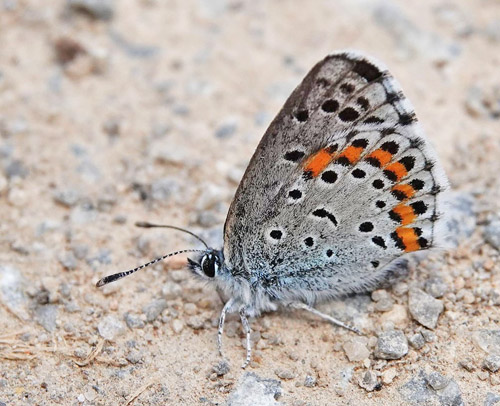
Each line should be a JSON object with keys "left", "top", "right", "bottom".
{"left": 135, "top": 221, "right": 209, "bottom": 249}
{"left": 95, "top": 249, "right": 205, "bottom": 287}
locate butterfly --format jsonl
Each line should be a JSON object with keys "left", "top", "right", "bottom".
{"left": 97, "top": 51, "right": 448, "bottom": 368}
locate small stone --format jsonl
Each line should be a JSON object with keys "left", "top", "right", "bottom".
{"left": 227, "top": 372, "right": 281, "bottom": 406}
{"left": 212, "top": 359, "right": 230, "bottom": 376}
{"left": 275, "top": 368, "right": 296, "bottom": 380}
{"left": 215, "top": 118, "right": 238, "bottom": 139}
{"left": 186, "top": 316, "right": 204, "bottom": 330}
{"left": 458, "top": 358, "right": 476, "bottom": 372}
{"left": 424, "top": 277, "right": 448, "bottom": 298}
{"left": 375, "top": 330, "right": 408, "bottom": 360}
{"left": 162, "top": 282, "right": 182, "bottom": 300}
{"left": 408, "top": 288, "right": 444, "bottom": 329}
{"left": 380, "top": 304, "right": 408, "bottom": 328}
{"left": 67, "top": 0, "right": 114, "bottom": 20}
{"left": 382, "top": 368, "right": 397, "bottom": 384}
{"left": 77, "top": 394, "right": 85, "bottom": 403}
{"left": 358, "top": 370, "right": 380, "bottom": 392}
{"left": 420, "top": 329, "right": 436, "bottom": 343}
{"left": 124, "top": 312, "right": 145, "bottom": 329}
{"left": 102, "top": 118, "right": 120, "bottom": 137}
{"left": 343, "top": 336, "right": 370, "bottom": 362}
{"left": 473, "top": 330, "right": 500, "bottom": 354}
{"left": 126, "top": 350, "right": 143, "bottom": 364}
{"left": 34, "top": 305, "right": 58, "bottom": 332}
{"left": 303, "top": 375, "right": 317, "bottom": 388}
{"left": 53, "top": 188, "right": 80, "bottom": 207}
{"left": 97, "top": 315, "right": 125, "bottom": 340}
{"left": 151, "top": 178, "right": 180, "bottom": 201}
{"left": 142, "top": 298, "right": 168, "bottom": 322}
{"left": 171, "top": 319, "right": 184, "bottom": 334}
{"left": 184, "top": 302, "right": 198, "bottom": 315}
{"left": 408, "top": 333, "right": 425, "bottom": 349}
{"left": 485, "top": 392, "right": 500, "bottom": 406}
{"left": 443, "top": 192, "right": 476, "bottom": 247}
{"left": 485, "top": 214, "right": 500, "bottom": 251}
{"left": 58, "top": 251, "right": 78, "bottom": 270}
{"left": 426, "top": 371, "right": 449, "bottom": 390}
{"left": 5, "top": 159, "right": 28, "bottom": 179}
{"left": 484, "top": 354, "right": 500, "bottom": 373}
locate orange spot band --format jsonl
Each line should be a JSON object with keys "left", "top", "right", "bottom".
{"left": 385, "top": 162, "right": 408, "bottom": 181}
{"left": 303, "top": 148, "right": 335, "bottom": 177}
{"left": 396, "top": 227, "right": 420, "bottom": 252}
{"left": 366, "top": 149, "right": 393, "bottom": 166}
{"left": 337, "top": 146, "right": 364, "bottom": 165}
{"left": 392, "top": 184, "right": 415, "bottom": 200}
{"left": 392, "top": 204, "right": 416, "bottom": 226}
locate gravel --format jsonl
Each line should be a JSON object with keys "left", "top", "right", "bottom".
{"left": 408, "top": 332, "right": 426, "bottom": 349}
{"left": 473, "top": 330, "right": 500, "bottom": 354}
{"left": 343, "top": 336, "right": 371, "bottom": 362}
{"left": 227, "top": 372, "right": 282, "bottom": 406}
{"left": 67, "top": 0, "right": 114, "bottom": 20}
{"left": 142, "top": 299, "right": 168, "bottom": 322}
{"left": 399, "top": 370, "right": 464, "bottom": 405}
{"left": 484, "top": 354, "right": 500, "bottom": 373}
{"left": 408, "top": 288, "right": 444, "bottom": 329}
{"left": 34, "top": 304, "right": 58, "bottom": 332}
{"left": 374, "top": 330, "right": 408, "bottom": 360}
{"left": 484, "top": 213, "right": 500, "bottom": 251}
{"left": 97, "top": 315, "right": 125, "bottom": 340}
{"left": 358, "top": 370, "right": 380, "bottom": 392}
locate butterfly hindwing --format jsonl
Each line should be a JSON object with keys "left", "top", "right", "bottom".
{"left": 223, "top": 51, "right": 448, "bottom": 301}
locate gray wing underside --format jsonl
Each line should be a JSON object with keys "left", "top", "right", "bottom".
{"left": 223, "top": 51, "right": 448, "bottom": 301}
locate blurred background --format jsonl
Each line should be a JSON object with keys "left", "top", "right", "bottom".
{"left": 1, "top": 0, "right": 499, "bottom": 405}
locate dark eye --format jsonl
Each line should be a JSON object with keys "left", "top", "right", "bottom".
{"left": 200, "top": 254, "right": 218, "bottom": 278}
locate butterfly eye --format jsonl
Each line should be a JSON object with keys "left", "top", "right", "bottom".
{"left": 200, "top": 254, "right": 218, "bottom": 278}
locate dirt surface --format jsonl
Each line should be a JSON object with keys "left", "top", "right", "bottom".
{"left": 1, "top": 0, "right": 500, "bottom": 405}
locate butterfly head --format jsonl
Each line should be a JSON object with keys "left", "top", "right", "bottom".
{"left": 188, "top": 249, "right": 224, "bottom": 280}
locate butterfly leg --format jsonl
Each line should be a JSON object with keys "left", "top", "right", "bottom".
{"left": 290, "top": 302, "right": 361, "bottom": 335}
{"left": 239, "top": 306, "right": 252, "bottom": 369}
{"left": 218, "top": 298, "right": 235, "bottom": 359}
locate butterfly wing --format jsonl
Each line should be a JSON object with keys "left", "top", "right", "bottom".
{"left": 223, "top": 51, "right": 448, "bottom": 301}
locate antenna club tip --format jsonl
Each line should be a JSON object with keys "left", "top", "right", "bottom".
{"left": 96, "top": 279, "right": 106, "bottom": 288}
{"left": 135, "top": 221, "right": 151, "bottom": 228}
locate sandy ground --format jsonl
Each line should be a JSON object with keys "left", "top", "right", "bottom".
{"left": 1, "top": 0, "right": 500, "bottom": 405}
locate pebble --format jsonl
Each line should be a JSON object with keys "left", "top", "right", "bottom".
{"left": 67, "top": 0, "right": 114, "bottom": 20}
{"left": 473, "top": 330, "right": 500, "bottom": 354}
{"left": 458, "top": 358, "right": 476, "bottom": 372}
{"left": 53, "top": 37, "right": 86, "bottom": 65}
{"left": 34, "top": 304, "right": 58, "bottom": 332}
{"left": 408, "top": 332, "right": 426, "bottom": 349}
{"left": 426, "top": 371, "right": 449, "bottom": 391}
{"left": 212, "top": 359, "right": 230, "bottom": 376}
{"left": 342, "top": 336, "right": 370, "bottom": 362}
{"left": 184, "top": 302, "right": 198, "bottom": 315}
{"left": 97, "top": 315, "right": 125, "bottom": 340}
{"left": 126, "top": 350, "right": 143, "bottom": 364}
{"left": 227, "top": 372, "right": 282, "bottom": 406}
{"left": 142, "top": 298, "right": 168, "bottom": 322}
{"left": 399, "top": 370, "right": 464, "bottom": 406}
{"left": 215, "top": 118, "right": 238, "bottom": 139}
{"left": 5, "top": 159, "right": 28, "bottom": 179}
{"left": 484, "top": 354, "right": 500, "bottom": 373}
{"left": 58, "top": 251, "right": 77, "bottom": 270}
{"left": 274, "top": 368, "right": 296, "bottom": 380}
{"left": 485, "top": 213, "right": 500, "bottom": 251}
{"left": 151, "top": 178, "right": 180, "bottom": 202}
{"left": 171, "top": 319, "right": 184, "bottom": 334}
{"left": 374, "top": 330, "right": 408, "bottom": 360}
{"left": 485, "top": 393, "right": 500, "bottom": 406}
{"left": 408, "top": 288, "right": 444, "bottom": 329}
{"left": 358, "top": 370, "right": 380, "bottom": 392}
{"left": 109, "top": 30, "right": 159, "bottom": 59}
{"left": 424, "top": 277, "right": 448, "bottom": 298}
{"left": 443, "top": 192, "right": 476, "bottom": 247}
{"left": 124, "top": 312, "right": 145, "bottom": 329}
{"left": 380, "top": 304, "right": 408, "bottom": 328}
{"left": 382, "top": 368, "right": 397, "bottom": 384}
{"left": 186, "top": 316, "right": 204, "bottom": 330}
{"left": 303, "top": 375, "right": 316, "bottom": 388}
{"left": 162, "top": 282, "right": 183, "bottom": 300}
{"left": 0, "top": 265, "right": 30, "bottom": 320}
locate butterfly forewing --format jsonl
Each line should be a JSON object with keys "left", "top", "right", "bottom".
{"left": 224, "top": 51, "right": 448, "bottom": 299}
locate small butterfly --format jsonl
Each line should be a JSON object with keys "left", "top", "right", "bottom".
{"left": 97, "top": 51, "right": 448, "bottom": 368}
